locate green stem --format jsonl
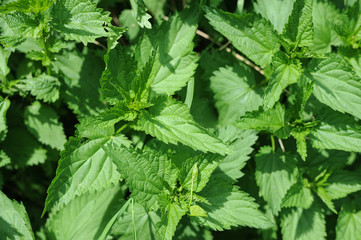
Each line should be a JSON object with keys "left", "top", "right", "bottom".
{"left": 184, "top": 78, "right": 194, "bottom": 109}
{"left": 271, "top": 135, "right": 275, "bottom": 153}
{"left": 41, "top": 30, "right": 51, "bottom": 74}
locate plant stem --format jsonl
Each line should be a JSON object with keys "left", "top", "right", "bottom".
{"left": 271, "top": 135, "right": 275, "bottom": 153}
{"left": 131, "top": 198, "right": 137, "bottom": 240}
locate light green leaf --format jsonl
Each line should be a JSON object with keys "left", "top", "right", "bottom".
{"left": 0, "top": 150, "right": 10, "bottom": 168}
{"left": 315, "top": 187, "right": 337, "bottom": 214}
{"left": 0, "top": 12, "right": 40, "bottom": 47}
{"left": 281, "top": 180, "right": 314, "bottom": 209}
{"left": 0, "top": 97, "right": 10, "bottom": 141}
{"left": 54, "top": 49, "right": 106, "bottom": 116}
{"left": 253, "top": 0, "right": 294, "bottom": 33}
{"left": 0, "top": 46, "right": 10, "bottom": 80}
{"left": 76, "top": 104, "right": 137, "bottom": 139}
{"left": 310, "top": 110, "right": 361, "bottom": 152}
{"left": 149, "top": 6, "right": 199, "bottom": 95}
{"left": 282, "top": 0, "right": 314, "bottom": 48}
{"left": 24, "top": 101, "right": 66, "bottom": 150}
{"left": 46, "top": 185, "right": 124, "bottom": 240}
{"left": 119, "top": 9, "right": 140, "bottom": 42}
{"left": 336, "top": 203, "right": 361, "bottom": 240}
{"left": 0, "top": 190, "right": 34, "bottom": 240}
{"left": 263, "top": 51, "right": 302, "bottom": 110}
{"left": 292, "top": 128, "right": 310, "bottom": 161}
{"left": 0, "top": 0, "right": 54, "bottom": 15}
{"left": 111, "top": 201, "right": 161, "bottom": 240}
{"left": 255, "top": 146, "right": 298, "bottom": 215}
{"left": 20, "top": 74, "right": 60, "bottom": 103}
{"left": 310, "top": 1, "right": 343, "bottom": 53}
{"left": 204, "top": 7, "right": 280, "bottom": 66}
{"left": 51, "top": 0, "right": 115, "bottom": 45}
{"left": 324, "top": 170, "right": 361, "bottom": 200}
{"left": 235, "top": 103, "right": 287, "bottom": 133}
{"left": 3, "top": 127, "right": 47, "bottom": 168}
{"left": 214, "top": 127, "right": 258, "bottom": 184}
{"left": 158, "top": 203, "right": 187, "bottom": 240}
{"left": 136, "top": 96, "right": 230, "bottom": 155}
{"left": 196, "top": 181, "right": 274, "bottom": 230}
{"left": 310, "top": 54, "right": 361, "bottom": 119}
{"left": 281, "top": 206, "right": 326, "bottom": 240}
{"left": 130, "top": 0, "right": 152, "bottom": 29}
{"left": 210, "top": 64, "right": 262, "bottom": 126}
{"left": 189, "top": 205, "right": 207, "bottom": 217}
{"left": 180, "top": 153, "right": 222, "bottom": 193}
{"left": 103, "top": 142, "right": 176, "bottom": 210}
{"left": 43, "top": 135, "right": 128, "bottom": 214}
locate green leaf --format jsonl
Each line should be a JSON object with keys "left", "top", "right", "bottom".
{"left": 149, "top": 6, "right": 199, "bottom": 95}
{"left": 255, "top": 146, "right": 298, "bottom": 215}
{"left": 50, "top": 0, "right": 114, "bottom": 45}
{"left": 119, "top": 9, "right": 140, "bottom": 42}
{"left": 324, "top": 170, "right": 361, "bottom": 200}
{"left": 174, "top": 218, "right": 213, "bottom": 240}
{"left": 309, "top": 54, "right": 361, "bottom": 119}
{"left": 235, "top": 103, "right": 288, "bottom": 134}
{"left": 54, "top": 49, "right": 106, "bottom": 116}
{"left": 0, "top": 97, "right": 10, "bottom": 141}
{"left": 336, "top": 203, "right": 361, "bottom": 240}
{"left": 158, "top": 202, "right": 187, "bottom": 240}
{"left": 20, "top": 74, "right": 60, "bottom": 103}
{"left": 0, "top": 0, "right": 54, "bottom": 15}
{"left": 0, "top": 46, "right": 11, "bottom": 80}
{"left": 179, "top": 153, "right": 222, "bottom": 193}
{"left": 315, "top": 187, "right": 337, "bottom": 214}
{"left": 46, "top": 185, "right": 124, "bottom": 240}
{"left": 281, "top": 180, "right": 314, "bottom": 209}
{"left": 189, "top": 205, "right": 207, "bottom": 217}
{"left": 3, "top": 127, "right": 47, "bottom": 168}
{"left": 196, "top": 181, "right": 274, "bottom": 230}
{"left": 204, "top": 7, "right": 280, "bottom": 66}
{"left": 292, "top": 128, "right": 311, "bottom": 161}
{"left": 310, "top": 1, "right": 343, "bottom": 53}
{"left": 24, "top": 101, "right": 66, "bottom": 150}
{"left": 136, "top": 96, "right": 230, "bottom": 155}
{"left": 130, "top": 0, "right": 152, "bottom": 29}
{"left": 310, "top": 109, "right": 361, "bottom": 152}
{"left": 0, "top": 12, "right": 40, "bottom": 47}
{"left": 0, "top": 190, "right": 34, "bottom": 240}
{"left": 253, "top": 0, "right": 294, "bottom": 33}
{"left": 281, "top": 206, "right": 326, "bottom": 240}
{"left": 43, "top": 135, "right": 128, "bottom": 214}
{"left": 103, "top": 142, "right": 177, "bottom": 210}
{"left": 111, "top": 201, "right": 161, "bottom": 240}
{"left": 214, "top": 127, "right": 258, "bottom": 184}
{"left": 263, "top": 51, "right": 303, "bottom": 110}
{"left": 0, "top": 150, "right": 11, "bottom": 168}
{"left": 76, "top": 104, "right": 136, "bottom": 139}
{"left": 282, "top": 0, "right": 314, "bottom": 48}
{"left": 210, "top": 64, "right": 262, "bottom": 126}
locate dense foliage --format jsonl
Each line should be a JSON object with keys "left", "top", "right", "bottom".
{"left": 1, "top": 0, "right": 361, "bottom": 239}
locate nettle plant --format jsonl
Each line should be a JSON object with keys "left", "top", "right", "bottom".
{"left": 1, "top": 0, "right": 361, "bottom": 239}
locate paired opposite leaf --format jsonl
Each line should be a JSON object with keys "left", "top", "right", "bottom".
{"left": 104, "top": 142, "right": 177, "bottom": 210}
{"left": 263, "top": 51, "right": 302, "bottom": 109}
{"left": 310, "top": 54, "right": 361, "bottom": 119}
{"left": 0, "top": 191, "right": 34, "bottom": 240}
{"left": 46, "top": 185, "right": 124, "bottom": 240}
{"left": 20, "top": 74, "right": 60, "bottom": 103}
{"left": 255, "top": 146, "right": 298, "bottom": 215}
{"left": 210, "top": 64, "right": 262, "bottom": 125}
{"left": 204, "top": 7, "right": 280, "bottom": 66}
{"left": 24, "top": 101, "right": 66, "bottom": 150}
{"left": 282, "top": 0, "right": 314, "bottom": 48}
{"left": 43, "top": 135, "right": 128, "bottom": 214}
{"left": 136, "top": 96, "right": 230, "bottom": 155}
{"left": 281, "top": 206, "right": 326, "bottom": 240}
{"left": 51, "top": 0, "right": 114, "bottom": 44}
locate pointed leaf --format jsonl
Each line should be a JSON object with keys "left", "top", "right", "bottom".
{"left": 136, "top": 96, "right": 230, "bottom": 155}
{"left": 0, "top": 97, "right": 10, "bottom": 141}
{"left": 336, "top": 203, "right": 361, "bottom": 240}
{"left": 158, "top": 203, "right": 187, "bottom": 240}
{"left": 43, "top": 135, "right": 128, "bottom": 213}
{"left": 210, "top": 64, "right": 262, "bottom": 125}
{"left": 255, "top": 146, "right": 298, "bottom": 215}
{"left": 24, "top": 101, "right": 66, "bottom": 150}
{"left": 263, "top": 52, "right": 302, "bottom": 110}
{"left": 20, "top": 74, "right": 60, "bottom": 103}
{"left": 324, "top": 170, "right": 361, "bottom": 200}
{"left": 204, "top": 7, "right": 280, "bottom": 66}
{"left": 282, "top": 180, "right": 314, "bottom": 209}
{"left": 0, "top": 191, "right": 34, "bottom": 240}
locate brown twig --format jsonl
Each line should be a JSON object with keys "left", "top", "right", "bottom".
{"left": 93, "top": 40, "right": 107, "bottom": 50}
{"left": 278, "top": 138, "right": 286, "bottom": 152}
